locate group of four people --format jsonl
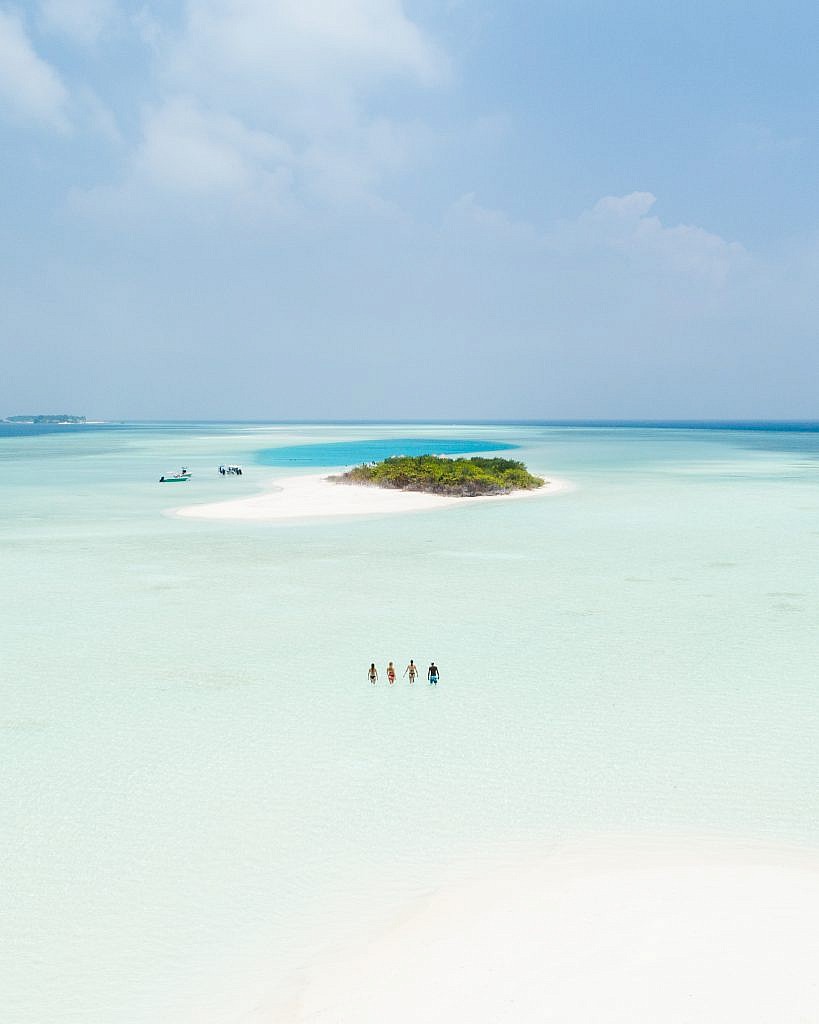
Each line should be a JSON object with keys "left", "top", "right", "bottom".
{"left": 368, "top": 660, "right": 439, "bottom": 685}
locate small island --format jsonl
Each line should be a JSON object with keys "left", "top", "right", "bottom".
{"left": 329, "top": 455, "right": 545, "bottom": 496}
{"left": 177, "top": 459, "right": 566, "bottom": 521}
{"left": 4, "top": 414, "right": 86, "bottom": 424}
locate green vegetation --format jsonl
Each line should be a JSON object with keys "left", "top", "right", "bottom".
{"left": 331, "top": 455, "right": 545, "bottom": 496}
{"left": 5, "top": 414, "right": 86, "bottom": 424}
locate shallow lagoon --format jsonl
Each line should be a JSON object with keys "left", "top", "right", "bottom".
{"left": 2, "top": 422, "right": 819, "bottom": 1022}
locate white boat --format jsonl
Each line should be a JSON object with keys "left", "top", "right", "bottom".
{"left": 159, "top": 467, "right": 191, "bottom": 483}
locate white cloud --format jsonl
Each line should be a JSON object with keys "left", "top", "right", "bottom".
{"left": 172, "top": 0, "right": 447, "bottom": 99}
{"left": 590, "top": 191, "right": 657, "bottom": 220}
{"left": 114, "top": 96, "right": 421, "bottom": 218}
{"left": 72, "top": 98, "right": 295, "bottom": 221}
{"left": 0, "top": 8, "right": 69, "bottom": 129}
{"left": 301, "top": 115, "right": 429, "bottom": 209}
{"left": 447, "top": 190, "right": 747, "bottom": 291}
{"left": 135, "top": 97, "right": 293, "bottom": 197}
{"left": 573, "top": 192, "right": 747, "bottom": 284}
{"left": 39, "top": 0, "right": 115, "bottom": 44}
{"left": 167, "top": 0, "right": 448, "bottom": 199}
{"left": 81, "top": 1, "right": 447, "bottom": 217}
{"left": 449, "top": 192, "right": 539, "bottom": 243}
{"left": 451, "top": 191, "right": 511, "bottom": 229}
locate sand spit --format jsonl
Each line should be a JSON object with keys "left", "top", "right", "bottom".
{"left": 276, "top": 836, "right": 819, "bottom": 1023}
{"left": 173, "top": 472, "right": 573, "bottom": 522}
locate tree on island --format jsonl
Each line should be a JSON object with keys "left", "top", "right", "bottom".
{"left": 330, "top": 455, "right": 545, "bottom": 496}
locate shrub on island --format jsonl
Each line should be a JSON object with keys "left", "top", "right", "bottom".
{"left": 330, "top": 455, "right": 545, "bottom": 496}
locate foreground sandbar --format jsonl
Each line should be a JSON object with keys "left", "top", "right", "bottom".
{"left": 173, "top": 472, "right": 573, "bottom": 522}
{"left": 277, "top": 836, "right": 819, "bottom": 1022}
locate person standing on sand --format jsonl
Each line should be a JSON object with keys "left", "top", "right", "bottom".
{"left": 387, "top": 662, "right": 396, "bottom": 685}
{"left": 403, "top": 660, "right": 418, "bottom": 683}
{"left": 368, "top": 663, "right": 378, "bottom": 684}
{"left": 428, "top": 662, "right": 439, "bottom": 685}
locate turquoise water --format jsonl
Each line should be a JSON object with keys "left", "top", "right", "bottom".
{"left": 255, "top": 436, "right": 516, "bottom": 465}
{"left": 3, "top": 422, "right": 819, "bottom": 1022}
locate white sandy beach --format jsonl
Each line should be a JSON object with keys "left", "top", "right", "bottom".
{"left": 275, "top": 837, "right": 819, "bottom": 1023}
{"left": 173, "top": 472, "right": 573, "bottom": 522}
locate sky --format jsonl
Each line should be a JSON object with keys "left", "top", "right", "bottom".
{"left": 0, "top": 0, "right": 817, "bottom": 420}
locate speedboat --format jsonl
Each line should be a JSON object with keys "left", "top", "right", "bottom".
{"left": 159, "top": 467, "right": 191, "bottom": 483}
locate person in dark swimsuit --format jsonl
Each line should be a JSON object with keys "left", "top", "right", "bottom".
{"left": 428, "top": 662, "right": 439, "bottom": 685}
{"left": 404, "top": 660, "right": 418, "bottom": 683}
{"left": 368, "top": 663, "right": 378, "bottom": 684}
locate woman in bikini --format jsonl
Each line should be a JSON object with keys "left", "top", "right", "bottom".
{"left": 403, "top": 660, "right": 418, "bottom": 684}
{"left": 387, "top": 662, "right": 396, "bottom": 685}
{"left": 368, "top": 663, "right": 378, "bottom": 684}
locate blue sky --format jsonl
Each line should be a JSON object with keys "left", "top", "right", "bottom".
{"left": 1, "top": 0, "right": 817, "bottom": 419}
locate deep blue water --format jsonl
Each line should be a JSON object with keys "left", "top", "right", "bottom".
{"left": 3, "top": 421, "right": 819, "bottom": 464}
{"left": 255, "top": 437, "right": 516, "bottom": 467}
{"left": 3, "top": 420, "right": 819, "bottom": 441}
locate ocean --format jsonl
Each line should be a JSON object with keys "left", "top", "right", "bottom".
{"left": 3, "top": 421, "right": 819, "bottom": 1022}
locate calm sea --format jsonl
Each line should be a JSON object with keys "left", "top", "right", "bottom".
{"left": 2, "top": 421, "right": 819, "bottom": 1022}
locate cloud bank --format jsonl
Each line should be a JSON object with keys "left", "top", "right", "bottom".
{"left": 71, "top": 0, "right": 446, "bottom": 215}
{"left": 1, "top": 1, "right": 817, "bottom": 419}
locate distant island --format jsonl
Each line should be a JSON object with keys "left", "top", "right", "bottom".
{"left": 4, "top": 414, "right": 86, "bottom": 424}
{"left": 330, "top": 455, "right": 545, "bottom": 496}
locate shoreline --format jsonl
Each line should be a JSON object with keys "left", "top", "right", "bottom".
{"left": 272, "top": 834, "right": 819, "bottom": 1022}
{"left": 172, "top": 471, "right": 574, "bottom": 522}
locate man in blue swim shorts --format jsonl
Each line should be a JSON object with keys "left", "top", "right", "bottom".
{"left": 428, "top": 662, "right": 439, "bottom": 685}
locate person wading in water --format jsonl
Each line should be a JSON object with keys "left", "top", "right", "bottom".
{"left": 368, "top": 663, "right": 378, "bottom": 685}
{"left": 387, "top": 662, "right": 396, "bottom": 685}
{"left": 428, "top": 662, "right": 439, "bottom": 685}
{"left": 403, "top": 660, "right": 418, "bottom": 684}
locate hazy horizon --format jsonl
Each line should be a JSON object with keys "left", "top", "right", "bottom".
{"left": 6, "top": 416, "right": 819, "bottom": 427}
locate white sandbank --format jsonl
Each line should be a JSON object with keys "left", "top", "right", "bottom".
{"left": 276, "top": 837, "right": 819, "bottom": 1023}
{"left": 173, "top": 472, "right": 573, "bottom": 522}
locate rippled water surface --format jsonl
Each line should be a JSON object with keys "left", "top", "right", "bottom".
{"left": 3, "top": 421, "right": 819, "bottom": 1022}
